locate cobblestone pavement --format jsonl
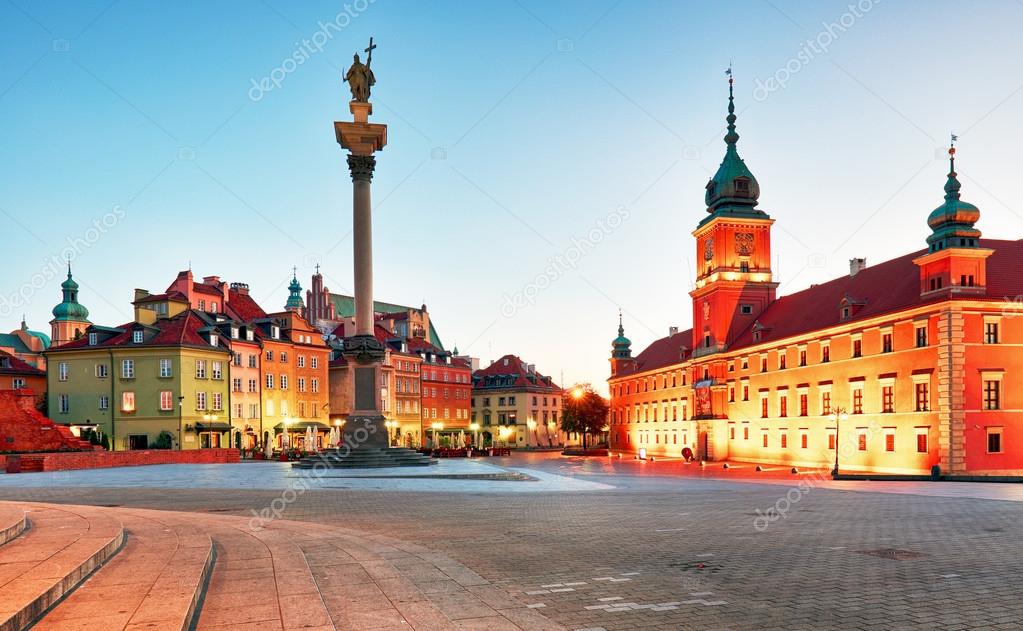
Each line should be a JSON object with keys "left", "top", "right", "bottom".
{"left": 2, "top": 454, "right": 1021, "bottom": 630}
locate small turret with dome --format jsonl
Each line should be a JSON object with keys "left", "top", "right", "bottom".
{"left": 701, "top": 66, "right": 768, "bottom": 227}
{"left": 926, "top": 136, "right": 982, "bottom": 252}
{"left": 285, "top": 267, "right": 305, "bottom": 312}
{"left": 611, "top": 311, "right": 632, "bottom": 359}
{"left": 50, "top": 263, "right": 91, "bottom": 346}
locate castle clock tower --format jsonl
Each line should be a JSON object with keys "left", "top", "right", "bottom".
{"left": 690, "top": 71, "right": 777, "bottom": 357}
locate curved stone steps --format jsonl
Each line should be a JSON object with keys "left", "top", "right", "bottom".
{"left": 0, "top": 504, "right": 124, "bottom": 631}
{"left": 0, "top": 505, "right": 27, "bottom": 548}
{"left": 195, "top": 520, "right": 333, "bottom": 630}
{"left": 33, "top": 509, "right": 214, "bottom": 631}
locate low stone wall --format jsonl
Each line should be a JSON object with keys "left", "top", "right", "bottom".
{"left": 5, "top": 449, "right": 240, "bottom": 473}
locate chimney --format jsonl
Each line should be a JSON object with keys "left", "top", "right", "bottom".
{"left": 526, "top": 363, "right": 535, "bottom": 374}
{"left": 230, "top": 282, "right": 249, "bottom": 296}
{"left": 849, "top": 258, "right": 867, "bottom": 277}
{"left": 134, "top": 289, "right": 150, "bottom": 302}
{"left": 669, "top": 326, "right": 679, "bottom": 337}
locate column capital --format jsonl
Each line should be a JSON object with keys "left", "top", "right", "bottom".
{"left": 347, "top": 154, "right": 376, "bottom": 182}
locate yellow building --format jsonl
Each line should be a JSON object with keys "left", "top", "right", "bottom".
{"left": 471, "top": 355, "right": 564, "bottom": 448}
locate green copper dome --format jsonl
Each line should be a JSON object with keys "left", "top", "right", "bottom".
{"left": 703, "top": 73, "right": 763, "bottom": 223}
{"left": 926, "top": 146, "right": 981, "bottom": 252}
{"left": 285, "top": 270, "right": 304, "bottom": 310}
{"left": 51, "top": 265, "right": 90, "bottom": 322}
{"left": 612, "top": 314, "right": 632, "bottom": 359}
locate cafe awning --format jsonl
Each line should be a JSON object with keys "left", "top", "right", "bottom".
{"left": 195, "top": 422, "right": 233, "bottom": 432}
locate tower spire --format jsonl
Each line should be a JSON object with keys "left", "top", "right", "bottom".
{"left": 724, "top": 63, "right": 738, "bottom": 148}
{"left": 703, "top": 64, "right": 762, "bottom": 218}
{"left": 925, "top": 136, "right": 980, "bottom": 251}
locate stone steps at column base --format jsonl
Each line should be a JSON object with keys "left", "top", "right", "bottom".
{"left": 291, "top": 447, "right": 438, "bottom": 469}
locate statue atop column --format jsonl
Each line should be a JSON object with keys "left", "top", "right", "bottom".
{"left": 344, "top": 37, "right": 376, "bottom": 102}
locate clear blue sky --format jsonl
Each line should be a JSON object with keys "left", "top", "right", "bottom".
{"left": 2, "top": 0, "right": 1022, "bottom": 394}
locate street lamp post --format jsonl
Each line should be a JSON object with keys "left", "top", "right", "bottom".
{"left": 828, "top": 407, "right": 849, "bottom": 476}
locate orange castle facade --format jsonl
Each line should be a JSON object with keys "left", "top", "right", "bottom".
{"left": 608, "top": 81, "right": 1022, "bottom": 476}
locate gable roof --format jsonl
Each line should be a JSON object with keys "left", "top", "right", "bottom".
{"left": 48, "top": 310, "right": 228, "bottom": 353}
{"left": 473, "top": 354, "right": 561, "bottom": 391}
{"left": 226, "top": 287, "right": 268, "bottom": 322}
{"left": 0, "top": 350, "right": 45, "bottom": 376}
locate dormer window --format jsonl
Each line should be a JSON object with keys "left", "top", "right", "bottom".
{"left": 271, "top": 325, "right": 280, "bottom": 339}
{"left": 734, "top": 178, "right": 750, "bottom": 193}
{"left": 210, "top": 334, "right": 219, "bottom": 347}
{"left": 88, "top": 332, "right": 98, "bottom": 346}
{"left": 210, "top": 302, "right": 218, "bottom": 313}
{"left": 246, "top": 329, "right": 254, "bottom": 341}
{"left": 132, "top": 330, "right": 143, "bottom": 344}
{"left": 231, "top": 327, "right": 239, "bottom": 339}
{"left": 842, "top": 306, "right": 851, "bottom": 320}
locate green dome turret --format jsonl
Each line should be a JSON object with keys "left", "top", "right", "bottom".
{"left": 612, "top": 311, "right": 632, "bottom": 359}
{"left": 51, "top": 264, "right": 90, "bottom": 322}
{"left": 702, "top": 68, "right": 766, "bottom": 226}
{"left": 285, "top": 268, "right": 304, "bottom": 311}
{"left": 926, "top": 140, "right": 981, "bottom": 252}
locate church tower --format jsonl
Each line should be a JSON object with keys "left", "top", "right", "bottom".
{"left": 913, "top": 139, "right": 992, "bottom": 296}
{"left": 609, "top": 312, "right": 635, "bottom": 377}
{"left": 50, "top": 264, "right": 91, "bottom": 347}
{"left": 285, "top": 268, "right": 305, "bottom": 313}
{"left": 690, "top": 70, "right": 777, "bottom": 357}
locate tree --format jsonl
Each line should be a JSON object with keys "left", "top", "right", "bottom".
{"left": 560, "top": 387, "right": 609, "bottom": 449}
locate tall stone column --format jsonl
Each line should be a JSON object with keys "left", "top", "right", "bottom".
{"left": 336, "top": 99, "right": 388, "bottom": 449}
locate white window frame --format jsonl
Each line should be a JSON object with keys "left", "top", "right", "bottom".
{"left": 59, "top": 362, "right": 69, "bottom": 382}
{"left": 160, "top": 390, "right": 173, "bottom": 411}
{"left": 121, "top": 359, "right": 135, "bottom": 379}
{"left": 159, "top": 358, "right": 172, "bottom": 378}
{"left": 133, "top": 330, "right": 143, "bottom": 344}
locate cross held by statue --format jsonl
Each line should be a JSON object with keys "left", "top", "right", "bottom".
{"left": 365, "top": 37, "right": 376, "bottom": 65}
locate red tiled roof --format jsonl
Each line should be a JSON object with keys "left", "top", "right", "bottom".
{"left": 329, "top": 322, "right": 395, "bottom": 343}
{"left": 621, "top": 238, "right": 1023, "bottom": 377}
{"left": 50, "top": 310, "right": 226, "bottom": 352}
{"left": 473, "top": 354, "right": 560, "bottom": 389}
{"left": 227, "top": 288, "right": 268, "bottom": 322}
{"left": 0, "top": 350, "right": 45, "bottom": 376}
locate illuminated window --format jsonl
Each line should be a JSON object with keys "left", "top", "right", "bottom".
{"left": 160, "top": 390, "right": 173, "bottom": 411}
{"left": 916, "top": 431, "right": 928, "bottom": 453}
{"left": 780, "top": 433, "right": 788, "bottom": 449}
{"left": 885, "top": 432, "right": 895, "bottom": 452}
{"left": 779, "top": 394, "right": 788, "bottom": 417}
{"left": 729, "top": 426, "right": 735, "bottom": 440}
{"left": 742, "top": 385, "right": 749, "bottom": 401}
{"left": 821, "top": 344, "right": 830, "bottom": 363}
{"left": 857, "top": 431, "right": 867, "bottom": 451}
{"left": 852, "top": 339, "right": 862, "bottom": 358}
{"left": 828, "top": 433, "right": 836, "bottom": 450}
{"left": 760, "top": 396, "right": 768, "bottom": 418}
{"left": 743, "top": 426, "right": 749, "bottom": 440}
{"left": 122, "top": 391, "right": 135, "bottom": 412}
{"left": 799, "top": 349, "right": 807, "bottom": 366}
{"left": 882, "top": 333, "right": 893, "bottom": 353}
{"left": 762, "top": 432, "right": 768, "bottom": 447}
{"left": 799, "top": 394, "right": 808, "bottom": 416}
{"left": 800, "top": 432, "right": 808, "bottom": 449}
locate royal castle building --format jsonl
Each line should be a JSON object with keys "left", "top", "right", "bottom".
{"left": 608, "top": 77, "right": 1023, "bottom": 476}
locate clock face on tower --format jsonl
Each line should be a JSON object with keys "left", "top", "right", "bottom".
{"left": 704, "top": 238, "right": 714, "bottom": 261}
{"left": 735, "top": 232, "right": 755, "bottom": 256}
